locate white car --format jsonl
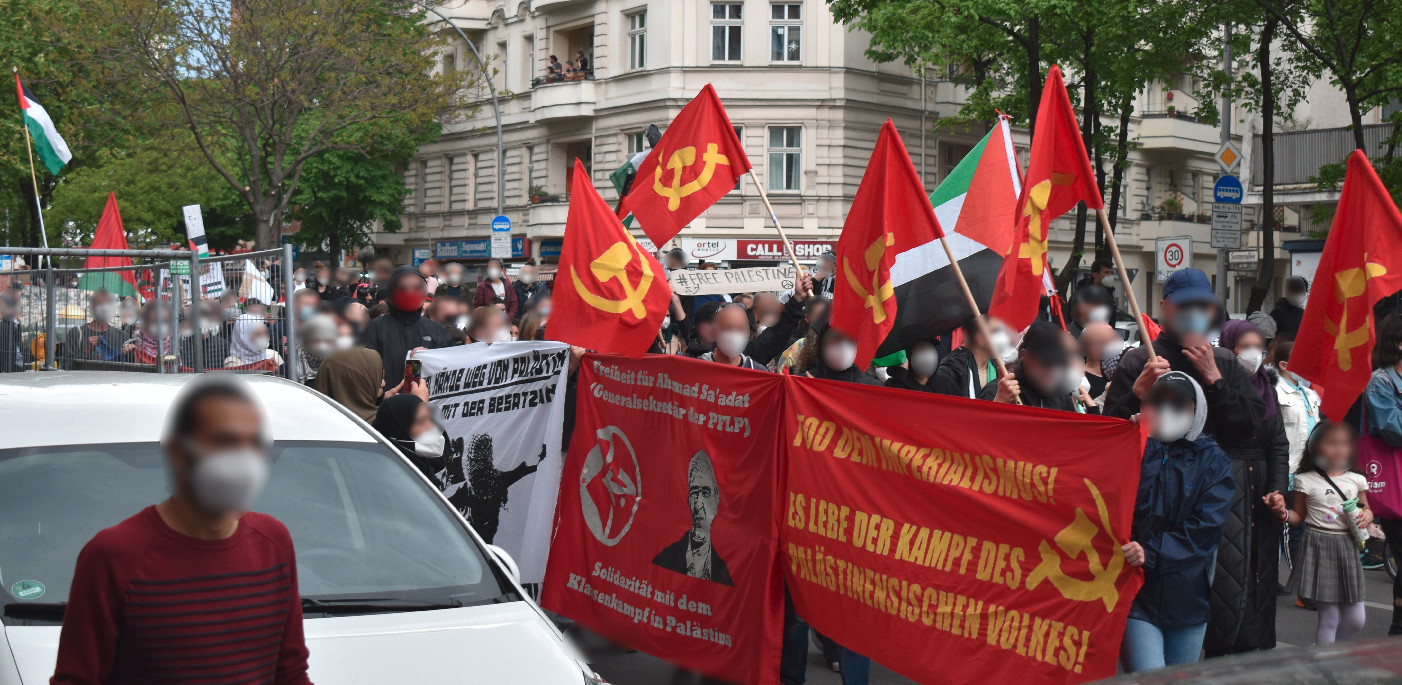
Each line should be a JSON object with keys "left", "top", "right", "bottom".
{"left": 0, "top": 372, "right": 604, "bottom": 685}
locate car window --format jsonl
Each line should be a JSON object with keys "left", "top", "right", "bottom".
{"left": 0, "top": 441, "right": 516, "bottom": 624}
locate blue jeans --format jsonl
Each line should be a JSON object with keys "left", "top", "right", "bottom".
{"left": 1120, "top": 619, "right": 1206, "bottom": 673}
{"left": 779, "top": 590, "right": 870, "bottom": 685}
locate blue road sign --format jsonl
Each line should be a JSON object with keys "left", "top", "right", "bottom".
{"left": 491, "top": 215, "right": 512, "bottom": 232}
{"left": 1214, "top": 175, "right": 1243, "bottom": 204}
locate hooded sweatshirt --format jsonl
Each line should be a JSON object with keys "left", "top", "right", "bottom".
{"left": 1128, "top": 371, "right": 1235, "bottom": 628}
{"left": 362, "top": 265, "right": 453, "bottom": 386}
{"left": 804, "top": 316, "right": 882, "bottom": 386}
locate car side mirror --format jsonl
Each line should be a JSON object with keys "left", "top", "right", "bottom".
{"left": 486, "top": 544, "right": 521, "bottom": 584}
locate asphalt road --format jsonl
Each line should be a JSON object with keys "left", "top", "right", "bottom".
{"left": 588, "top": 565, "right": 1399, "bottom": 684}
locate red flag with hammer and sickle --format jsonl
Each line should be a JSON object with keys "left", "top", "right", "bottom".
{"left": 1290, "top": 150, "right": 1402, "bottom": 420}
{"left": 549, "top": 160, "right": 673, "bottom": 357}
{"left": 989, "top": 65, "right": 1103, "bottom": 333}
{"left": 620, "top": 84, "right": 751, "bottom": 245}
{"left": 831, "top": 120, "right": 944, "bottom": 370}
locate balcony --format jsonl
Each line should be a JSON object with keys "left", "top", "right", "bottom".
{"left": 1137, "top": 112, "right": 1220, "bottom": 154}
{"left": 531, "top": 79, "right": 596, "bottom": 122}
{"left": 527, "top": 199, "right": 569, "bottom": 237}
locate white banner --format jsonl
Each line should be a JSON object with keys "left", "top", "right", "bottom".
{"left": 417, "top": 341, "right": 570, "bottom": 587}
{"left": 667, "top": 265, "right": 797, "bottom": 296}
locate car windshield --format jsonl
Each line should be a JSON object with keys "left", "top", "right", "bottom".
{"left": 0, "top": 441, "right": 518, "bottom": 625}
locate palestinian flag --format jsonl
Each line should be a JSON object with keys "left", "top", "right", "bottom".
{"left": 16, "top": 74, "right": 72, "bottom": 175}
{"left": 876, "top": 118, "right": 1021, "bottom": 356}
{"left": 610, "top": 124, "right": 662, "bottom": 228}
{"left": 78, "top": 193, "right": 139, "bottom": 297}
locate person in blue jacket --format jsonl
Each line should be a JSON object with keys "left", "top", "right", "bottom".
{"left": 1121, "top": 371, "right": 1235, "bottom": 673}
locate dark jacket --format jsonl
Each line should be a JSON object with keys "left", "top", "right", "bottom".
{"left": 1268, "top": 298, "right": 1304, "bottom": 341}
{"left": 473, "top": 277, "right": 521, "bottom": 319}
{"left": 746, "top": 295, "right": 805, "bottom": 366}
{"left": 884, "top": 365, "right": 939, "bottom": 394}
{"left": 975, "top": 361, "right": 1078, "bottom": 411}
{"left": 0, "top": 318, "right": 21, "bottom": 372}
{"left": 652, "top": 533, "right": 734, "bottom": 586}
{"left": 513, "top": 280, "right": 550, "bottom": 310}
{"left": 804, "top": 319, "right": 882, "bottom": 386}
{"left": 1103, "top": 330, "right": 1266, "bottom": 440}
{"left": 1130, "top": 434, "right": 1235, "bottom": 628}
{"left": 931, "top": 346, "right": 995, "bottom": 399}
{"left": 1204, "top": 367, "right": 1290, "bottom": 655}
{"left": 362, "top": 305, "right": 453, "bottom": 387}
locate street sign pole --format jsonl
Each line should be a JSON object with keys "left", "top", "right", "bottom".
{"left": 1217, "top": 24, "right": 1233, "bottom": 308}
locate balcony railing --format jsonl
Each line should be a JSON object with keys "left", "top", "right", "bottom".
{"left": 1251, "top": 123, "right": 1396, "bottom": 186}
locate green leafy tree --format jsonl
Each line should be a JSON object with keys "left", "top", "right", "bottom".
{"left": 289, "top": 121, "right": 438, "bottom": 264}
{"left": 68, "top": 0, "right": 471, "bottom": 248}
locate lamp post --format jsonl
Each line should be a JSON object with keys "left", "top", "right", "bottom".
{"left": 419, "top": 2, "right": 504, "bottom": 217}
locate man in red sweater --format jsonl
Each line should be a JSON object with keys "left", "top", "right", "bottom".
{"left": 51, "top": 375, "right": 313, "bottom": 685}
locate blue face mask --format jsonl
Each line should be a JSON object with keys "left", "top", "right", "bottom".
{"left": 1173, "top": 307, "right": 1211, "bottom": 338}
{"left": 299, "top": 306, "right": 318, "bottom": 321}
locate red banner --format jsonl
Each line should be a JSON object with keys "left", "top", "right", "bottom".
{"left": 542, "top": 354, "right": 784, "bottom": 684}
{"left": 782, "top": 378, "right": 1144, "bottom": 684}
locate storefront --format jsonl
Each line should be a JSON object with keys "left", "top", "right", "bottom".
{"left": 678, "top": 238, "right": 836, "bottom": 265}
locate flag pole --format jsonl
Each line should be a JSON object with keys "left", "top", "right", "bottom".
{"left": 939, "top": 235, "right": 1021, "bottom": 405}
{"left": 1095, "top": 207, "right": 1156, "bottom": 359}
{"left": 745, "top": 170, "right": 811, "bottom": 295}
{"left": 14, "top": 68, "right": 52, "bottom": 260}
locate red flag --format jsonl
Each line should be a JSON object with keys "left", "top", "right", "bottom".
{"left": 620, "top": 84, "right": 751, "bottom": 245}
{"left": 78, "top": 193, "right": 138, "bottom": 297}
{"left": 548, "top": 160, "right": 672, "bottom": 356}
{"left": 831, "top": 120, "right": 943, "bottom": 369}
{"left": 990, "top": 65, "right": 1103, "bottom": 332}
{"left": 1290, "top": 151, "right": 1402, "bottom": 420}
{"left": 1140, "top": 313, "right": 1162, "bottom": 341}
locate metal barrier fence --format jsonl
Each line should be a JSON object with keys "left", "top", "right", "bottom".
{"left": 0, "top": 245, "right": 298, "bottom": 378}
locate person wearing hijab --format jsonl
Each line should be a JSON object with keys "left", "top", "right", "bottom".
{"left": 372, "top": 394, "right": 446, "bottom": 482}
{"left": 225, "top": 313, "right": 284, "bottom": 369}
{"left": 1202, "top": 318, "right": 1290, "bottom": 656}
{"left": 315, "top": 347, "right": 384, "bottom": 422}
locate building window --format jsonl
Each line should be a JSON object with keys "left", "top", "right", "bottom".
{"left": 627, "top": 11, "right": 647, "bottom": 70}
{"left": 442, "top": 50, "right": 456, "bottom": 75}
{"left": 770, "top": 3, "right": 801, "bottom": 62}
{"left": 524, "top": 36, "right": 535, "bottom": 83}
{"left": 767, "top": 126, "right": 801, "bottom": 191}
{"left": 730, "top": 125, "right": 744, "bottom": 193}
{"left": 418, "top": 159, "right": 431, "bottom": 211}
{"left": 711, "top": 3, "right": 742, "bottom": 62}
{"left": 497, "top": 41, "right": 508, "bottom": 89}
{"left": 626, "top": 131, "right": 646, "bottom": 157}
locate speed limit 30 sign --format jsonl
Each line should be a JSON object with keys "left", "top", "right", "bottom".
{"left": 1155, "top": 236, "right": 1192, "bottom": 282}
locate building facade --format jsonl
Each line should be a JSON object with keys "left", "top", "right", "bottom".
{"left": 381, "top": 0, "right": 1373, "bottom": 315}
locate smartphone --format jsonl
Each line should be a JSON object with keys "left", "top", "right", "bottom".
{"left": 404, "top": 358, "right": 423, "bottom": 384}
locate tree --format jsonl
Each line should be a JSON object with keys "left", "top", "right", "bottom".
{"left": 46, "top": 131, "right": 253, "bottom": 250}
{"left": 1256, "top": 0, "right": 1402, "bottom": 151}
{"left": 70, "top": 0, "right": 470, "bottom": 248}
{"left": 288, "top": 120, "right": 438, "bottom": 264}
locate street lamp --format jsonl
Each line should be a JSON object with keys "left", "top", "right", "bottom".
{"left": 418, "top": 2, "right": 504, "bottom": 218}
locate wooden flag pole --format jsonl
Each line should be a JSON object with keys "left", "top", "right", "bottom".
{"left": 939, "top": 235, "right": 1021, "bottom": 405}
{"left": 745, "top": 170, "right": 810, "bottom": 294}
{"left": 1095, "top": 207, "right": 1157, "bottom": 359}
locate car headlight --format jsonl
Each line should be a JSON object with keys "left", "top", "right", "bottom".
{"left": 578, "top": 663, "right": 611, "bottom": 685}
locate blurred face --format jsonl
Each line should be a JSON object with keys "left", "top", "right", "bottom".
{"left": 518, "top": 265, "right": 537, "bottom": 284}
{"left": 700, "top": 263, "right": 717, "bottom": 272}
{"left": 510, "top": 323, "right": 520, "bottom": 341}
{"left": 821, "top": 328, "right": 859, "bottom": 371}
{"left": 294, "top": 291, "right": 320, "bottom": 321}
{"left": 443, "top": 264, "right": 464, "bottom": 286}
{"left": 168, "top": 395, "right": 266, "bottom": 509}
{"left": 247, "top": 323, "right": 270, "bottom": 350}
{"left": 805, "top": 300, "right": 828, "bottom": 325}
{"left": 390, "top": 273, "right": 427, "bottom": 312}
{"left": 244, "top": 302, "right": 268, "bottom": 319}
{"left": 374, "top": 261, "right": 393, "bottom": 282}
{"left": 420, "top": 260, "right": 438, "bottom": 277}
{"left": 345, "top": 303, "right": 369, "bottom": 326}
{"left": 534, "top": 296, "right": 552, "bottom": 319}
{"left": 1079, "top": 323, "right": 1119, "bottom": 363}
{"left": 410, "top": 403, "right": 435, "bottom": 439}
{"left": 1314, "top": 427, "right": 1354, "bottom": 473}
{"left": 91, "top": 292, "right": 116, "bottom": 322}
{"left": 1161, "top": 299, "right": 1217, "bottom": 339}
{"left": 754, "top": 294, "right": 782, "bottom": 327}
{"left": 1093, "top": 266, "right": 1114, "bottom": 284}
{"left": 471, "top": 308, "right": 508, "bottom": 343}
{"left": 316, "top": 268, "right": 329, "bottom": 283}
{"left": 486, "top": 259, "right": 504, "bottom": 281}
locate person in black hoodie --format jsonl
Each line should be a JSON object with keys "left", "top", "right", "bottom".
{"left": 362, "top": 265, "right": 453, "bottom": 387}
{"left": 1269, "top": 276, "right": 1309, "bottom": 341}
{"left": 977, "top": 320, "right": 1079, "bottom": 410}
{"left": 932, "top": 316, "right": 1017, "bottom": 399}
{"left": 372, "top": 393, "right": 445, "bottom": 482}
{"left": 884, "top": 338, "right": 941, "bottom": 393}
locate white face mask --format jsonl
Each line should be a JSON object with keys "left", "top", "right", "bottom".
{"left": 1236, "top": 347, "right": 1263, "bottom": 375}
{"left": 1103, "top": 276, "right": 1121, "bottom": 291}
{"left": 491, "top": 328, "right": 512, "bottom": 343}
{"left": 121, "top": 311, "right": 137, "bottom": 326}
{"left": 249, "top": 336, "right": 270, "bottom": 352}
{"left": 989, "top": 330, "right": 1018, "bottom": 365}
{"left": 1088, "top": 305, "right": 1111, "bottom": 324}
{"left": 445, "top": 272, "right": 462, "bottom": 286}
{"left": 94, "top": 303, "right": 116, "bottom": 321}
{"left": 307, "top": 341, "right": 335, "bottom": 359}
{"left": 1063, "top": 363, "right": 1086, "bottom": 395}
{"left": 413, "top": 429, "right": 446, "bottom": 458}
{"left": 335, "top": 334, "right": 356, "bottom": 350}
{"left": 455, "top": 314, "right": 471, "bottom": 330}
{"left": 1100, "top": 341, "right": 1123, "bottom": 362}
{"left": 1151, "top": 407, "right": 1194, "bottom": 443}
{"left": 156, "top": 323, "right": 172, "bottom": 338}
{"left": 202, "top": 323, "right": 221, "bottom": 336}
{"left": 519, "top": 272, "right": 535, "bottom": 284}
{"left": 1287, "top": 293, "right": 1307, "bottom": 308}
{"left": 1078, "top": 374, "right": 1092, "bottom": 394}
{"left": 716, "top": 330, "right": 749, "bottom": 358}
{"left": 823, "top": 340, "right": 859, "bottom": 371}
{"left": 487, "top": 267, "right": 503, "bottom": 280}
{"left": 186, "top": 448, "right": 270, "bottom": 515}
{"left": 662, "top": 315, "right": 672, "bottom": 329}
{"left": 910, "top": 349, "right": 939, "bottom": 378}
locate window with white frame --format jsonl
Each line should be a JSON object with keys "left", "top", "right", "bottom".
{"left": 627, "top": 10, "right": 647, "bottom": 70}
{"left": 497, "top": 41, "right": 508, "bottom": 89}
{"left": 524, "top": 36, "right": 535, "bottom": 83}
{"left": 770, "top": 3, "right": 801, "bottom": 62}
{"left": 730, "top": 125, "right": 744, "bottom": 193}
{"left": 626, "top": 131, "right": 646, "bottom": 157}
{"left": 711, "top": 3, "right": 743, "bottom": 62}
{"left": 767, "top": 126, "right": 801, "bottom": 191}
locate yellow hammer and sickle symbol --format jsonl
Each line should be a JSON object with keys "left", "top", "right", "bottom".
{"left": 653, "top": 143, "right": 732, "bottom": 211}
{"left": 1324, "top": 259, "right": 1388, "bottom": 371}
{"left": 569, "top": 235, "right": 655, "bottom": 319}
{"left": 1024, "top": 479, "right": 1126, "bottom": 612}
{"left": 1017, "top": 172, "right": 1078, "bottom": 276}
{"left": 842, "top": 233, "right": 896, "bottom": 324}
